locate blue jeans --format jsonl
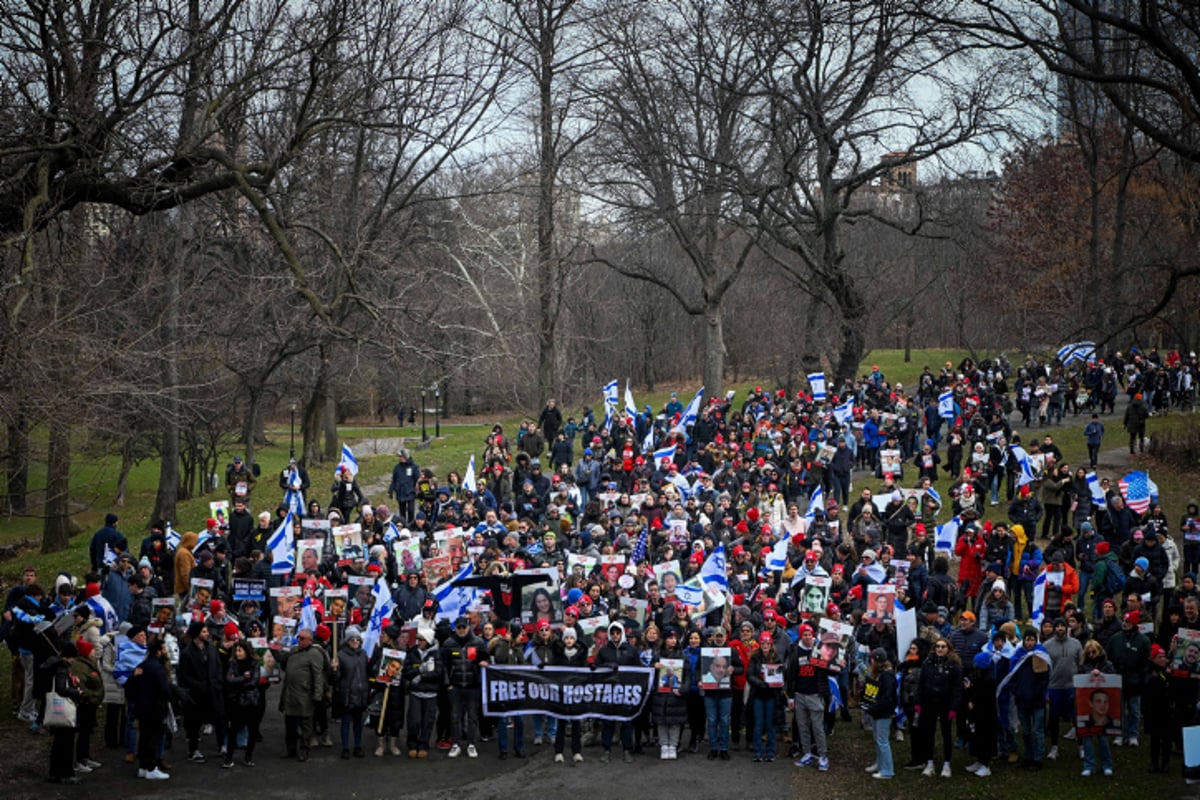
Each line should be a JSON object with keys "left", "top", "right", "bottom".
{"left": 1082, "top": 735, "right": 1112, "bottom": 772}
{"left": 704, "top": 695, "right": 732, "bottom": 752}
{"left": 340, "top": 709, "right": 363, "bottom": 749}
{"left": 532, "top": 714, "right": 557, "bottom": 741}
{"left": 1076, "top": 571, "right": 1092, "bottom": 608}
{"left": 1018, "top": 707, "right": 1045, "bottom": 762}
{"left": 1121, "top": 695, "right": 1140, "bottom": 740}
{"left": 872, "top": 715, "right": 894, "bottom": 776}
{"left": 752, "top": 696, "right": 776, "bottom": 758}
{"left": 497, "top": 715, "right": 524, "bottom": 754}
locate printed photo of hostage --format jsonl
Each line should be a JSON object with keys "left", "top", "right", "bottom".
{"left": 658, "top": 658, "right": 684, "bottom": 693}
{"left": 188, "top": 577, "right": 214, "bottom": 613}
{"left": 800, "top": 575, "right": 831, "bottom": 616}
{"left": 378, "top": 649, "right": 406, "bottom": 685}
{"left": 323, "top": 589, "right": 348, "bottom": 623}
{"left": 1170, "top": 629, "right": 1200, "bottom": 677}
{"left": 866, "top": 584, "right": 896, "bottom": 623}
{"left": 1074, "top": 673, "right": 1122, "bottom": 737}
{"left": 699, "top": 647, "right": 733, "bottom": 690}
{"left": 817, "top": 619, "right": 855, "bottom": 671}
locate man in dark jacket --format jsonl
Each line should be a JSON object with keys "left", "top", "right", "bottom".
{"left": 1123, "top": 393, "right": 1150, "bottom": 453}
{"left": 538, "top": 399, "right": 563, "bottom": 442}
{"left": 89, "top": 513, "right": 128, "bottom": 572}
{"left": 595, "top": 621, "right": 640, "bottom": 762}
{"left": 1106, "top": 611, "right": 1150, "bottom": 745}
{"left": 388, "top": 450, "right": 420, "bottom": 525}
{"left": 1009, "top": 626, "right": 1050, "bottom": 769}
{"left": 226, "top": 501, "right": 256, "bottom": 560}
{"left": 176, "top": 622, "right": 226, "bottom": 762}
{"left": 441, "top": 616, "right": 486, "bottom": 758}
{"left": 392, "top": 571, "right": 427, "bottom": 623}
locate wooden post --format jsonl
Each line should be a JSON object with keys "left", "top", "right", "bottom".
{"left": 376, "top": 684, "right": 390, "bottom": 735}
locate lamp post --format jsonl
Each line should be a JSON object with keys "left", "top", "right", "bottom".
{"left": 289, "top": 402, "right": 297, "bottom": 459}
{"left": 434, "top": 384, "right": 441, "bottom": 438}
{"left": 421, "top": 388, "right": 428, "bottom": 442}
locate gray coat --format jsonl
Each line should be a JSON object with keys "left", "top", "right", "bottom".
{"left": 334, "top": 644, "right": 371, "bottom": 711}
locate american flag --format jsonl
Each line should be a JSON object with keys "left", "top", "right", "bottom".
{"left": 630, "top": 527, "right": 649, "bottom": 563}
{"left": 1119, "top": 470, "right": 1154, "bottom": 515}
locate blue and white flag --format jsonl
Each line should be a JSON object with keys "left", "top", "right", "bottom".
{"left": 925, "top": 486, "right": 942, "bottom": 509}
{"left": 670, "top": 387, "right": 704, "bottom": 437}
{"left": 938, "top": 389, "right": 956, "bottom": 420}
{"left": 674, "top": 583, "right": 704, "bottom": 606}
{"left": 383, "top": 520, "right": 403, "bottom": 545}
{"left": 833, "top": 397, "right": 854, "bottom": 426}
{"left": 463, "top": 455, "right": 476, "bottom": 494}
{"left": 827, "top": 676, "right": 843, "bottom": 712}
{"left": 1086, "top": 471, "right": 1106, "bottom": 508}
{"left": 337, "top": 443, "right": 359, "bottom": 478}
{"left": 268, "top": 510, "right": 296, "bottom": 575}
{"left": 1010, "top": 445, "right": 1035, "bottom": 487}
{"left": 1056, "top": 341, "right": 1096, "bottom": 365}
{"left": 438, "top": 561, "right": 482, "bottom": 621}
{"left": 284, "top": 468, "right": 305, "bottom": 519}
{"left": 625, "top": 381, "right": 638, "bottom": 424}
{"left": 808, "top": 372, "right": 827, "bottom": 401}
{"left": 113, "top": 637, "right": 146, "bottom": 686}
{"left": 361, "top": 577, "right": 395, "bottom": 659}
{"left": 935, "top": 516, "right": 960, "bottom": 553}
{"left": 766, "top": 537, "right": 790, "bottom": 573}
{"left": 1030, "top": 571, "right": 1048, "bottom": 626}
{"left": 700, "top": 545, "right": 728, "bottom": 594}
{"left": 642, "top": 423, "right": 655, "bottom": 453}
{"left": 601, "top": 379, "right": 619, "bottom": 432}
{"left": 87, "top": 594, "right": 120, "bottom": 635}
{"left": 653, "top": 443, "right": 676, "bottom": 467}
{"left": 805, "top": 485, "right": 824, "bottom": 520}
{"left": 165, "top": 522, "right": 180, "bottom": 551}
{"left": 300, "top": 594, "right": 319, "bottom": 635}
{"left": 102, "top": 543, "right": 118, "bottom": 568}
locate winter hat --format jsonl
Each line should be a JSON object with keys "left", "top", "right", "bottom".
{"left": 209, "top": 599, "right": 224, "bottom": 614}
{"left": 1123, "top": 611, "right": 1140, "bottom": 625}
{"left": 1134, "top": 557, "right": 1149, "bottom": 571}
{"left": 566, "top": 588, "right": 584, "bottom": 605}
{"left": 1096, "top": 541, "right": 1110, "bottom": 555}
{"left": 344, "top": 625, "right": 364, "bottom": 642}
{"left": 870, "top": 647, "right": 888, "bottom": 663}
{"left": 418, "top": 629, "right": 435, "bottom": 646}
{"left": 1150, "top": 643, "right": 1167, "bottom": 660}
{"left": 75, "top": 639, "right": 95, "bottom": 659}
{"left": 992, "top": 579, "right": 1007, "bottom": 594}
{"left": 223, "top": 622, "right": 242, "bottom": 640}
{"left": 139, "top": 556, "right": 152, "bottom": 569}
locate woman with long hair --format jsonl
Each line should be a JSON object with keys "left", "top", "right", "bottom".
{"left": 913, "top": 637, "right": 962, "bottom": 778}
{"left": 223, "top": 639, "right": 264, "bottom": 767}
{"left": 861, "top": 647, "right": 897, "bottom": 779}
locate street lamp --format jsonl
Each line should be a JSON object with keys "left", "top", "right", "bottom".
{"left": 434, "top": 384, "right": 441, "bottom": 438}
{"left": 289, "top": 402, "right": 297, "bottom": 459}
{"left": 421, "top": 388, "right": 428, "bottom": 442}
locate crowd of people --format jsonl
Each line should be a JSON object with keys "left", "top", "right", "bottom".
{"left": 2, "top": 347, "right": 1199, "bottom": 788}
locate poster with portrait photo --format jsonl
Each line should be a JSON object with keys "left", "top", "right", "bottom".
{"left": 1171, "top": 629, "right": 1200, "bottom": 677}
{"left": 659, "top": 658, "right": 684, "bottom": 693}
{"left": 653, "top": 560, "right": 683, "bottom": 600}
{"left": 599, "top": 555, "right": 627, "bottom": 586}
{"left": 301, "top": 518, "right": 331, "bottom": 536}
{"left": 270, "top": 615, "right": 298, "bottom": 651}
{"left": 865, "top": 584, "right": 896, "bottom": 623}
{"left": 762, "top": 662, "right": 785, "bottom": 688}
{"left": 188, "top": 577, "right": 214, "bottom": 612}
{"left": 332, "top": 523, "right": 363, "bottom": 566}
{"left": 249, "top": 637, "right": 281, "bottom": 682}
{"left": 346, "top": 575, "right": 376, "bottom": 618}
{"left": 699, "top": 647, "right": 733, "bottom": 690}
{"left": 295, "top": 538, "right": 325, "bottom": 577}
{"left": 149, "top": 597, "right": 176, "bottom": 634}
{"left": 1075, "top": 672, "right": 1121, "bottom": 737}
{"left": 892, "top": 559, "right": 911, "bottom": 596}
{"left": 817, "top": 618, "right": 855, "bottom": 670}
{"left": 323, "top": 588, "right": 348, "bottom": 622}
{"left": 879, "top": 449, "right": 902, "bottom": 476}
{"left": 270, "top": 585, "right": 302, "bottom": 619}
{"left": 577, "top": 615, "right": 606, "bottom": 638}
{"left": 667, "top": 518, "right": 689, "bottom": 547}
{"left": 816, "top": 444, "right": 837, "bottom": 466}
{"left": 799, "top": 575, "right": 831, "bottom": 616}
{"left": 209, "top": 500, "right": 230, "bottom": 529}
{"left": 378, "top": 648, "right": 406, "bottom": 685}
{"left": 423, "top": 554, "right": 453, "bottom": 588}
{"left": 567, "top": 553, "right": 598, "bottom": 581}
{"left": 393, "top": 537, "right": 423, "bottom": 574}
{"left": 433, "top": 526, "right": 466, "bottom": 560}
{"left": 618, "top": 597, "right": 649, "bottom": 629}
{"left": 518, "top": 567, "right": 561, "bottom": 624}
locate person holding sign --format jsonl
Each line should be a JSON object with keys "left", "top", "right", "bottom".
{"left": 652, "top": 628, "right": 687, "bottom": 761}
{"left": 699, "top": 627, "right": 742, "bottom": 761}
{"left": 746, "top": 633, "right": 784, "bottom": 763}
{"left": 331, "top": 626, "right": 369, "bottom": 759}
{"left": 596, "top": 621, "right": 640, "bottom": 763}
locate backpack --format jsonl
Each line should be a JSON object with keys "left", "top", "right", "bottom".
{"left": 925, "top": 572, "right": 959, "bottom": 611}
{"left": 1100, "top": 560, "right": 1126, "bottom": 596}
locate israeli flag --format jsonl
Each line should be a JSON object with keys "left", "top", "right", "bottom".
{"left": 337, "top": 443, "right": 359, "bottom": 478}
{"left": 383, "top": 520, "right": 403, "bottom": 545}
{"left": 102, "top": 544, "right": 118, "bottom": 568}
{"left": 827, "top": 676, "right": 843, "bottom": 712}
{"left": 674, "top": 583, "right": 704, "bottom": 606}
{"left": 654, "top": 443, "right": 676, "bottom": 466}
{"left": 361, "top": 577, "right": 395, "bottom": 659}
{"left": 670, "top": 387, "right": 705, "bottom": 437}
{"left": 601, "top": 379, "right": 619, "bottom": 432}
{"left": 935, "top": 516, "right": 960, "bottom": 554}
{"left": 268, "top": 510, "right": 296, "bottom": 575}
{"left": 1030, "top": 571, "right": 1048, "bottom": 625}
{"left": 284, "top": 469, "right": 305, "bottom": 519}
{"left": 1056, "top": 341, "right": 1096, "bottom": 365}
{"left": 926, "top": 486, "right": 942, "bottom": 509}
{"left": 300, "top": 594, "right": 319, "bottom": 635}
{"left": 1086, "top": 471, "right": 1106, "bottom": 507}
{"left": 767, "top": 537, "right": 790, "bottom": 572}
{"left": 808, "top": 373, "right": 827, "bottom": 401}
{"left": 165, "top": 522, "right": 181, "bottom": 551}
{"left": 1010, "top": 445, "right": 1035, "bottom": 487}
{"left": 437, "top": 561, "right": 482, "bottom": 621}
{"left": 463, "top": 455, "right": 476, "bottom": 493}
{"left": 805, "top": 485, "right": 824, "bottom": 520}
{"left": 833, "top": 398, "right": 854, "bottom": 426}
{"left": 87, "top": 594, "right": 120, "bottom": 635}
{"left": 625, "top": 381, "right": 638, "bottom": 423}
{"left": 642, "top": 423, "right": 655, "bottom": 453}
{"left": 700, "top": 545, "right": 728, "bottom": 594}
{"left": 938, "top": 389, "right": 956, "bottom": 420}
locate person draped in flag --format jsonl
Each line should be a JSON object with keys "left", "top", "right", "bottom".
{"left": 330, "top": 465, "right": 365, "bottom": 525}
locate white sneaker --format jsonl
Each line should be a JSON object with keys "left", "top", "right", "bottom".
{"left": 1112, "top": 737, "right": 1123, "bottom": 746}
{"left": 865, "top": 763, "right": 878, "bottom": 773}
{"left": 871, "top": 772, "right": 892, "bottom": 779}
{"left": 202, "top": 724, "right": 214, "bottom": 736}
{"left": 1103, "top": 767, "right": 1113, "bottom": 776}
{"left": 1047, "top": 746, "right": 1058, "bottom": 760}
{"left": 448, "top": 744, "right": 461, "bottom": 758}
{"left": 534, "top": 736, "right": 543, "bottom": 746}
{"left": 662, "top": 747, "right": 670, "bottom": 761}
{"left": 145, "top": 768, "right": 170, "bottom": 780}
{"left": 1081, "top": 769, "right": 1093, "bottom": 777}
{"left": 555, "top": 753, "right": 565, "bottom": 763}
{"left": 1063, "top": 728, "right": 1077, "bottom": 741}
{"left": 137, "top": 769, "right": 147, "bottom": 778}
{"left": 74, "top": 762, "right": 93, "bottom": 773}
{"left": 941, "top": 762, "right": 952, "bottom": 778}
{"left": 895, "top": 729, "right": 905, "bottom": 742}
{"left": 467, "top": 744, "right": 478, "bottom": 758}
{"left": 965, "top": 761, "right": 982, "bottom": 774}
{"left": 1127, "top": 738, "right": 1138, "bottom": 747}
{"left": 922, "top": 761, "right": 936, "bottom": 777}
{"left": 976, "top": 766, "right": 992, "bottom": 777}
{"left": 573, "top": 752, "right": 584, "bottom": 763}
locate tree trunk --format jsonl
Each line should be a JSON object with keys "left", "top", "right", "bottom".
{"left": 41, "top": 420, "right": 72, "bottom": 554}
{"left": 535, "top": 20, "right": 558, "bottom": 406}
{"left": 242, "top": 385, "right": 261, "bottom": 469}
{"left": 324, "top": 393, "right": 339, "bottom": 462}
{"left": 5, "top": 415, "right": 28, "bottom": 514}
{"left": 113, "top": 435, "right": 135, "bottom": 507}
{"left": 703, "top": 302, "right": 725, "bottom": 397}
{"left": 152, "top": 249, "right": 181, "bottom": 526}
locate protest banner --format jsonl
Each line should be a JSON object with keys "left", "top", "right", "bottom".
{"left": 482, "top": 665, "right": 654, "bottom": 721}
{"left": 232, "top": 578, "right": 266, "bottom": 603}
